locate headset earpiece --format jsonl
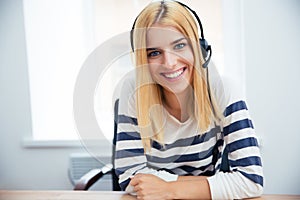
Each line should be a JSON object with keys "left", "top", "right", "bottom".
{"left": 200, "top": 38, "right": 212, "bottom": 68}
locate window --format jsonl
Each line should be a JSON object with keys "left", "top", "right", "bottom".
{"left": 23, "top": 0, "right": 227, "bottom": 143}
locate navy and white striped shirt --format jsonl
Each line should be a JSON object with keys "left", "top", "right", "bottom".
{"left": 114, "top": 72, "right": 264, "bottom": 199}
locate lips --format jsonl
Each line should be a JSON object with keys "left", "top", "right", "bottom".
{"left": 161, "top": 67, "right": 186, "bottom": 79}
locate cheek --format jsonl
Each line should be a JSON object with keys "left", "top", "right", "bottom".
{"left": 184, "top": 51, "right": 194, "bottom": 66}
{"left": 147, "top": 57, "right": 161, "bottom": 66}
{"left": 188, "top": 66, "right": 194, "bottom": 83}
{"left": 184, "top": 52, "right": 194, "bottom": 81}
{"left": 177, "top": 47, "right": 194, "bottom": 67}
{"left": 148, "top": 64, "right": 160, "bottom": 79}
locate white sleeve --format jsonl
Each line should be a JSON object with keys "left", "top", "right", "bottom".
{"left": 207, "top": 171, "right": 263, "bottom": 199}
{"left": 207, "top": 72, "right": 264, "bottom": 199}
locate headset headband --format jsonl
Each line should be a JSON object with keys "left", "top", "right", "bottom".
{"left": 175, "top": 1, "right": 205, "bottom": 39}
{"left": 130, "top": 0, "right": 211, "bottom": 68}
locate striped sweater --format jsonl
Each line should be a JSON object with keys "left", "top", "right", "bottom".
{"left": 114, "top": 72, "right": 264, "bottom": 199}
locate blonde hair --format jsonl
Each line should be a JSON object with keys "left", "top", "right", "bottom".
{"left": 132, "top": 1, "right": 217, "bottom": 151}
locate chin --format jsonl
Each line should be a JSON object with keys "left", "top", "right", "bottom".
{"left": 162, "top": 83, "right": 191, "bottom": 94}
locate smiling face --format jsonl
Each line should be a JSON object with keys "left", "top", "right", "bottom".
{"left": 146, "top": 24, "right": 195, "bottom": 95}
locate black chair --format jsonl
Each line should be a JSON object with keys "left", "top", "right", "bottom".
{"left": 74, "top": 99, "right": 121, "bottom": 191}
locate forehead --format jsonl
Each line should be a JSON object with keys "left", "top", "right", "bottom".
{"left": 146, "top": 25, "right": 186, "bottom": 48}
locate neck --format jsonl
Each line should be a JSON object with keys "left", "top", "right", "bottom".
{"left": 162, "top": 87, "right": 193, "bottom": 122}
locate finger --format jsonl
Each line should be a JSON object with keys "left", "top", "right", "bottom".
{"left": 130, "top": 174, "right": 144, "bottom": 185}
{"left": 129, "top": 177, "right": 139, "bottom": 186}
{"left": 134, "top": 173, "right": 146, "bottom": 178}
{"left": 136, "top": 190, "right": 148, "bottom": 200}
{"left": 135, "top": 190, "right": 143, "bottom": 198}
{"left": 136, "top": 195, "right": 143, "bottom": 200}
{"left": 134, "top": 185, "right": 140, "bottom": 192}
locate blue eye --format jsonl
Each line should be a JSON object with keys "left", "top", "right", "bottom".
{"left": 147, "top": 51, "right": 161, "bottom": 57}
{"left": 174, "top": 43, "right": 186, "bottom": 50}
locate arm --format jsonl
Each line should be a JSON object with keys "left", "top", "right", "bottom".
{"left": 177, "top": 175, "right": 207, "bottom": 181}
{"left": 114, "top": 75, "right": 178, "bottom": 192}
{"left": 208, "top": 75, "right": 264, "bottom": 199}
{"left": 207, "top": 100, "right": 264, "bottom": 199}
{"left": 170, "top": 178, "right": 211, "bottom": 199}
{"left": 115, "top": 114, "right": 178, "bottom": 192}
{"left": 130, "top": 174, "right": 211, "bottom": 200}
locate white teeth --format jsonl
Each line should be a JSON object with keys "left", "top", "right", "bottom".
{"left": 163, "top": 69, "right": 184, "bottom": 79}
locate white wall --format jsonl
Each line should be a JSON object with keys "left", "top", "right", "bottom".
{"left": 242, "top": 0, "right": 300, "bottom": 195}
{"left": 1, "top": 0, "right": 300, "bottom": 194}
{"left": 0, "top": 0, "right": 91, "bottom": 190}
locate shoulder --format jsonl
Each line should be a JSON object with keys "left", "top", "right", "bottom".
{"left": 209, "top": 69, "right": 246, "bottom": 114}
{"left": 113, "top": 70, "right": 136, "bottom": 101}
{"left": 113, "top": 70, "right": 137, "bottom": 116}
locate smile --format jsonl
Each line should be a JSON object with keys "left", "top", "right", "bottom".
{"left": 161, "top": 67, "right": 186, "bottom": 79}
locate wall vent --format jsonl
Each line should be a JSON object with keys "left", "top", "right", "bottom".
{"left": 68, "top": 153, "right": 112, "bottom": 188}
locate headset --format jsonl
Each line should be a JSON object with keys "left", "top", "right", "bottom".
{"left": 130, "top": 0, "right": 212, "bottom": 68}
{"left": 130, "top": 0, "right": 218, "bottom": 120}
{"left": 130, "top": 0, "right": 217, "bottom": 118}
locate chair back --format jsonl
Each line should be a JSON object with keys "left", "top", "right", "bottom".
{"left": 112, "top": 99, "right": 121, "bottom": 191}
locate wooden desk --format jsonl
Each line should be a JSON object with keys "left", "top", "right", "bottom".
{"left": 0, "top": 190, "right": 299, "bottom": 200}
{"left": 0, "top": 191, "right": 135, "bottom": 200}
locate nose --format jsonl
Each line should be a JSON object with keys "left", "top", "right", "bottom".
{"left": 163, "top": 51, "right": 178, "bottom": 69}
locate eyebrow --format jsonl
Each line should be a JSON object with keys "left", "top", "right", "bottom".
{"left": 146, "top": 37, "right": 187, "bottom": 51}
{"left": 171, "top": 37, "right": 186, "bottom": 45}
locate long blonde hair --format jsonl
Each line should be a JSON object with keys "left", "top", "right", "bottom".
{"left": 131, "top": 1, "right": 217, "bottom": 151}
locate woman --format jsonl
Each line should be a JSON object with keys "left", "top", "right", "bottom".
{"left": 114, "top": 1, "right": 263, "bottom": 199}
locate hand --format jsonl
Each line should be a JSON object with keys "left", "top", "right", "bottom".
{"left": 129, "top": 173, "right": 173, "bottom": 200}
